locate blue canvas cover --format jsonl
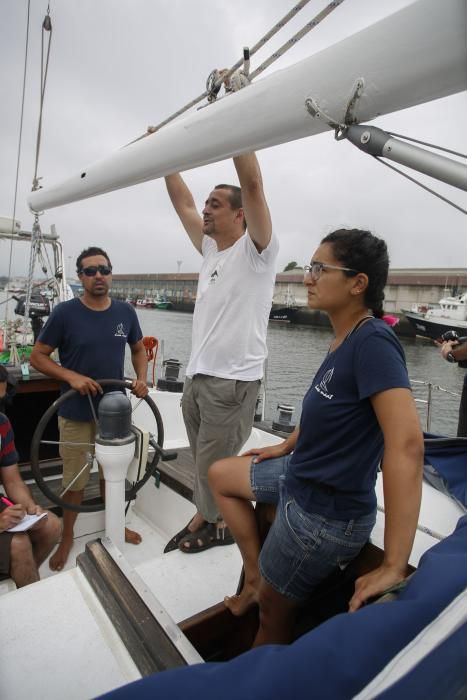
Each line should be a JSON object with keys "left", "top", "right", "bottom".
{"left": 99, "top": 516, "right": 467, "bottom": 700}
{"left": 423, "top": 433, "right": 467, "bottom": 510}
{"left": 377, "top": 622, "right": 467, "bottom": 699}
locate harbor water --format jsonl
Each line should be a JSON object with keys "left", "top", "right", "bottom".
{"left": 130, "top": 308, "right": 463, "bottom": 437}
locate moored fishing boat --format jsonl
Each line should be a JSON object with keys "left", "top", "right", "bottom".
{"left": 403, "top": 292, "right": 467, "bottom": 340}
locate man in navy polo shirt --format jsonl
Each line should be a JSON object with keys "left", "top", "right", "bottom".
{"left": 0, "top": 366, "right": 61, "bottom": 586}
{"left": 31, "top": 246, "right": 148, "bottom": 571}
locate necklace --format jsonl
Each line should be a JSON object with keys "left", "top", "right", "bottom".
{"left": 328, "top": 315, "right": 373, "bottom": 354}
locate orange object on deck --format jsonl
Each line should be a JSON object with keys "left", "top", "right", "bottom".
{"left": 142, "top": 336, "right": 158, "bottom": 384}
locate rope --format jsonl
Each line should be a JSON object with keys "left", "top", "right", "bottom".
{"left": 248, "top": 1, "right": 345, "bottom": 82}
{"left": 137, "top": 0, "right": 345, "bottom": 141}
{"left": 4, "top": 0, "right": 32, "bottom": 339}
{"left": 32, "top": 8, "right": 53, "bottom": 191}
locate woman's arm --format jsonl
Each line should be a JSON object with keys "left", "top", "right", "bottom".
{"left": 349, "top": 387, "right": 423, "bottom": 611}
{"left": 241, "top": 427, "right": 299, "bottom": 463}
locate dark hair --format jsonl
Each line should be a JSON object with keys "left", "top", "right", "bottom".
{"left": 321, "top": 228, "right": 389, "bottom": 318}
{"left": 214, "top": 184, "right": 247, "bottom": 231}
{"left": 0, "top": 365, "right": 8, "bottom": 384}
{"left": 76, "top": 247, "right": 112, "bottom": 273}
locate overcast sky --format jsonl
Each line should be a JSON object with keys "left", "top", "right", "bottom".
{"left": 1, "top": 0, "right": 466, "bottom": 280}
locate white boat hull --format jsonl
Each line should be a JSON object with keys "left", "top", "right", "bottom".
{"left": 28, "top": 0, "right": 467, "bottom": 212}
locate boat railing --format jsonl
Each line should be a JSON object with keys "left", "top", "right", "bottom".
{"left": 411, "top": 379, "right": 461, "bottom": 432}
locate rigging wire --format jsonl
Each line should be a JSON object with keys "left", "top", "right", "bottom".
{"left": 5, "top": 0, "right": 32, "bottom": 335}
{"left": 374, "top": 157, "right": 467, "bottom": 216}
{"left": 32, "top": 6, "right": 53, "bottom": 191}
{"left": 22, "top": 6, "right": 53, "bottom": 345}
{"left": 138, "top": 0, "right": 345, "bottom": 142}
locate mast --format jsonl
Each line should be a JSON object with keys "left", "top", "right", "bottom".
{"left": 28, "top": 0, "right": 467, "bottom": 213}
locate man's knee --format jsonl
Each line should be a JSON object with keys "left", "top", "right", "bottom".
{"left": 43, "top": 512, "right": 62, "bottom": 543}
{"left": 10, "top": 533, "right": 34, "bottom": 564}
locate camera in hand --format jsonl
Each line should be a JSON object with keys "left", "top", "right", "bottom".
{"left": 440, "top": 330, "right": 467, "bottom": 368}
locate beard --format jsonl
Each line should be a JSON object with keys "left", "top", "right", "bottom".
{"left": 90, "top": 283, "right": 109, "bottom": 296}
{"left": 203, "top": 221, "right": 216, "bottom": 237}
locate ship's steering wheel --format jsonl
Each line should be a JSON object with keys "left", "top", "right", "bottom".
{"left": 30, "top": 379, "right": 167, "bottom": 513}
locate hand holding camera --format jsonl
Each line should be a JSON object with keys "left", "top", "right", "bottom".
{"left": 438, "top": 330, "right": 467, "bottom": 368}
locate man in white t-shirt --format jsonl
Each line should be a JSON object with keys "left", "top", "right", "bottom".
{"left": 164, "top": 153, "right": 279, "bottom": 553}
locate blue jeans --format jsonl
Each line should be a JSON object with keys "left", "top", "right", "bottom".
{"left": 250, "top": 455, "right": 376, "bottom": 601}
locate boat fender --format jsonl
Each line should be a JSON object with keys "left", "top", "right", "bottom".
{"left": 142, "top": 336, "right": 158, "bottom": 362}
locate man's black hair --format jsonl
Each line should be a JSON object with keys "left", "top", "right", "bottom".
{"left": 76, "top": 247, "right": 112, "bottom": 273}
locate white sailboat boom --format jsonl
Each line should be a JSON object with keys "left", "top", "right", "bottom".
{"left": 28, "top": 0, "right": 467, "bottom": 213}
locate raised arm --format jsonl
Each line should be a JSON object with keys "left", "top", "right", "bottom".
{"left": 165, "top": 174, "right": 204, "bottom": 253}
{"left": 234, "top": 153, "right": 272, "bottom": 252}
{"left": 349, "top": 387, "right": 423, "bottom": 611}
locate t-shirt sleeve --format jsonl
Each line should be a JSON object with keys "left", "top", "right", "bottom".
{"left": 127, "top": 307, "right": 143, "bottom": 345}
{"left": 0, "top": 416, "right": 19, "bottom": 468}
{"left": 244, "top": 232, "right": 279, "bottom": 272}
{"left": 355, "top": 328, "right": 411, "bottom": 400}
{"left": 37, "top": 303, "right": 65, "bottom": 348}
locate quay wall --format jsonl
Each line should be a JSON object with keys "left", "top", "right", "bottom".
{"left": 111, "top": 267, "right": 467, "bottom": 338}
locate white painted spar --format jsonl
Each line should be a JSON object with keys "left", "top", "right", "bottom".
{"left": 28, "top": 0, "right": 467, "bottom": 213}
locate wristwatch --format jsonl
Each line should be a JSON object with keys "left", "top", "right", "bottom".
{"left": 446, "top": 351, "right": 457, "bottom": 363}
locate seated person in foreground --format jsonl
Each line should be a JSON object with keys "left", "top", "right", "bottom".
{"left": 208, "top": 228, "right": 424, "bottom": 646}
{"left": 0, "top": 367, "right": 61, "bottom": 587}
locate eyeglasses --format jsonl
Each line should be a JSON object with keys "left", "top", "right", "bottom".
{"left": 78, "top": 265, "right": 112, "bottom": 277}
{"left": 303, "top": 262, "right": 358, "bottom": 280}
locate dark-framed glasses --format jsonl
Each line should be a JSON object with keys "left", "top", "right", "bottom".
{"left": 79, "top": 265, "right": 112, "bottom": 277}
{"left": 303, "top": 261, "right": 358, "bottom": 281}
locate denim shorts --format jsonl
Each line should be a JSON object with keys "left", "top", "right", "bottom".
{"left": 250, "top": 455, "right": 376, "bottom": 601}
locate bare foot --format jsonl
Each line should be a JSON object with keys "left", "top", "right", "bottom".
{"left": 224, "top": 584, "right": 259, "bottom": 616}
{"left": 49, "top": 537, "right": 73, "bottom": 571}
{"left": 125, "top": 527, "right": 142, "bottom": 545}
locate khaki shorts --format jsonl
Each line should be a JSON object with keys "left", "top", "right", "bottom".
{"left": 58, "top": 417, "right": 102, "bottom": 492}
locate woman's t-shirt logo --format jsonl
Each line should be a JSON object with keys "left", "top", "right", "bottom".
{"left": 315, "top": 368, "right": 334, "bottom": 399}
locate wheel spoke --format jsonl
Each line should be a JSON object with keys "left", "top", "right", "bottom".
{"left": 60, "top": 459, "right": 93, "bottom": 497}
{"left": 40, "top": 439, "right": 95, "bottom": 447}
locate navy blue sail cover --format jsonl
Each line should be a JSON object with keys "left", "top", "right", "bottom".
{"left": 99, "top": 516, "right": 467, "bottom": 700}
{"left": 423, "top": 433, "right": 467, "bottom": 509}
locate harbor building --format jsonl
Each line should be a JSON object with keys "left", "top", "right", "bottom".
{"left": 111, "top": 268, "right": 467, "bottom": 316}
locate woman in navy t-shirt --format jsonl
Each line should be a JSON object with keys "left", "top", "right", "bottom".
{"left": 208, "top": 228, "right": 424, "bottom": 647}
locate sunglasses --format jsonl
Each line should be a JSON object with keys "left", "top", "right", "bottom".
{"left": 78, "top": 265, "right": 112, "bottom": 277}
